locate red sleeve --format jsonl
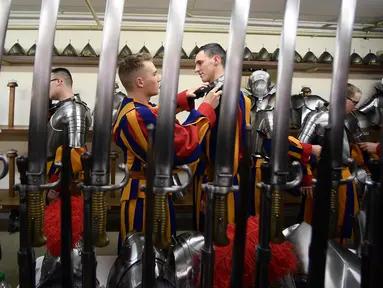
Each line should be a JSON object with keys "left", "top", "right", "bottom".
{"left": 302, "top": 173, "right": 313, "bottom": 187}
{"left": 377, "top": 144, "right": 380, "bottom": 155}
{"left": 177, "top": 90, "right": 195, "bottom": 111}
{"left": 197, "top": 102, "right": 216, "bottom": 127}
{"left": 136, "top": 108, "right": 201, "bottom": 159}
{"left": 300, "top": 143, "right": 313, "bottom": 164}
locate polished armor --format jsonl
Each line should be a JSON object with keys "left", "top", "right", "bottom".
{"left": 36, "top": 240, "right": 102, "bottom": 288}
{"left": 299, "top": 108, "right": 351, "bottom": 165}
{"left": 47, "top": 94, "right": 92, "bottom": 159}
{"left": 353, "top": 80, "right": 383, "bottom": 134}
{"left": 107, "top": 232, "right": 204, "bottom": 288}
{"left": 290, "top": 86, "right": 329, "bottom": 129}
{"left": 283, "top": 223, "right": 361, "bottom": 287}
{"left": 242, "top": 70, "right": 276, "bottom": 154}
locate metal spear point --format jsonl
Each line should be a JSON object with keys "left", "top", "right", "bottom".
{"left": 76, "top": 1, "right": 130, "bottom": 287}
{"left": 13, "top": 0, "right": 61, "bottom": 287}
{"left": 256, "top": 0, "right": 302, "bottom": 287}
{"left": 307, "top": 0, "right": 357, "bottom": 287}
{"left": 151, "top": 0, "right": 191, "bottom": 251}
{"left": 200, "top": 0, "right": 251, "bottom": 287}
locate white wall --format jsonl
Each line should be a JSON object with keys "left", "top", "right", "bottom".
{"left": 0, "top": 29, "right": 382, "bottom": 189}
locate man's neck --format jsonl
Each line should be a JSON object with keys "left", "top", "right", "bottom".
{"left": 128, "top": 91, "right": 150, "bottom": 104}
{"left": 211, "top": 71, "right": 224, "bottom": 84}
{"left": 58, "top": 91, "right": 74, "bottom": 102}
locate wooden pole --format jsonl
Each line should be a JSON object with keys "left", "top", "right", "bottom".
{"left": 7, "top": 80, "right": 18, "bottom": 128}
{"left": 7, "top": 149, "right": 17, "bottom": 197}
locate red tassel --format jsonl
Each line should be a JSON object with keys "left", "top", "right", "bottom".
{"left": 198, "top": 216, "right": 299, "bottom": 287}
{"left": 44, "top": 196, "right": 84, "bottom": 257}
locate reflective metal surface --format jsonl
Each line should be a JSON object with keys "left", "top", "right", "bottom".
{"left": 299, "top": 109, "right": 351, "bottom": 165}
{"left": 283, "top": 223, "right": 361, "bottom": 287}
{"left": 27, "top": 0, "right": 60, "bottom": 186}
{"left": 154, "top": 0, "right": 188, "bottom": 188}
{"left": 173, "top": 232, "right": 204, "bottom": 288}
{"left": 271, "top": 0, "right": 300, "bottom": 178}
{"left": 328, "top": 0, "right": 357, "bottom": 168}
{"left": 91, "top": 0, "right": 125, "bottom": 185}
{"left": 0, "top": 0, "right": 11, "bottom": 67}
{"left": 47, "top": 95, "right": 92, "bottom": 158}
{"left": 106, "top": 233, "right": 175, "bottom": 288}
{"left": 0, "top": 154, "right": 8, "bottom": 180}
{"left": 290, "top": 89, "right": 328, "bottom": 129}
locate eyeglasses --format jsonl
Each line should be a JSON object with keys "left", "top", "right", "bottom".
{"left": 347, "top": 97, "right": 359, "bottom": 105}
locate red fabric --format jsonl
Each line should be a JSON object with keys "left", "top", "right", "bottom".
{"left": 177, "top": 90, "right": 195, "bottom": 111}
{"left": 136, "top": 110, "right": 201, "bottom": 159}
{"left": 197, "top": 102, "right": 216, "bottom": 127}
{"left": 300, "top": 143, "right": 313, "bottom": 164}
{"left": 44, "top": 196, "right": 84, "bottom": 257}
{"left": 377, "top": 144, "right": 380, "bottom": 155}
{"left": 198, "top": 216, "right": 299, "bottom": 287}
{"left": 301, "top": 173, "right": 313, "bottom": 187}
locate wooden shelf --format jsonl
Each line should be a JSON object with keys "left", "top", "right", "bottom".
{"left": 1, "top": 125, "right": 380, "bottom": 142}
{"left": 2, "top": 56, "right": 383, "bottom": 74}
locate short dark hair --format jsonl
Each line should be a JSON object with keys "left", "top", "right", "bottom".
{"left": 118, "top": 53, "right": 153, "bottom": 91}
{"left": 198, "top": 43, "right": 226, "bottom": 66}
{"left": 51, "top": 67, "right": 73, "bottom": 87}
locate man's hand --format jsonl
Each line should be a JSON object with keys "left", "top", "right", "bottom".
{"left": 186, "top": 84, "right": 208, "bottom": 98}
{"left": 47, "top": 189, "right": 60, "bottom": 202}
{"left": 301, "top": 186, "right": 314, "bottom": 199}
{"left": 359, "top": 142, "right": 379, "bottom": 154}
{"left": 203, "top": 86, "right": 222, "bottom": 109}
{"left": 311, "top": 144, "right": 322, "bottom": 158}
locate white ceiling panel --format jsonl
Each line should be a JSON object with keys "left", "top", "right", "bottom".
{"left": 9, "top": 0, "right": 383, "bottom": 24}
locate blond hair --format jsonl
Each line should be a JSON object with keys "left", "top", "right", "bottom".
{"left": 118, "top": 53, "right": 153, "bottom": 91}
{"left": 347, "top": 83, "right": 362, "bottom": 98}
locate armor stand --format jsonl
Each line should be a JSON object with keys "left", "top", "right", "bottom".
{"left": 361, "top": 159, "right": 380, "bottom": 288}
{"left": 15, "top": 156, "right": 61, "bottom": 288}
{"left": 15, "top": 156, "right": 35, "bottom": 288}
{"left": 78, "top": 153, "right": 129, "bottom": 288}
{"left": 230, "top": 126, "right": 252, "bottom": 287}
{"left": 60, "top": 140, "right": 74, "bottom": 287}
{"left": 201, "top": 183, "right": 239, "bottom": 288}
{"left": 141, "top": 125, "right": 155, "bottom": 288}
{"left": 6, "top": 149, "right": 17, "bottom": 197}
{"left": 256, "top": 161, "right": 302, "bottom": 288}
{"left": 80, "top": 152, "right": 97, "bottom": 288}
{"left": 7, "top": 80, "right": 17, "bottom": 128}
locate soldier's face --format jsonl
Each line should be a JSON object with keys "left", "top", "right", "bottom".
{"left": 194, "top": 51, "right": 219, "bottom": 83}
{"left": 141, "top": 61, "right": 161, "bottom": 97}
{"left": 49, "top": 75, "right": 61, "bottom": 100}
{"left": 346, "top": 92, "right": 361, "bottom": 114}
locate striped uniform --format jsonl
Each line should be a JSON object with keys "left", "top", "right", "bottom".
{"left": 112, "top": 91, "right": 216, "bottom": 252}
{"left": 194, "top": 91, "right": 252, "bottom": 232}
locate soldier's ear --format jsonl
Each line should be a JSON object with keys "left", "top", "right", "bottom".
{"left": 135, "top": 77, "right": 144, "bottom": 88}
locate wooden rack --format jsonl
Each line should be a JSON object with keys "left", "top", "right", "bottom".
{"left": 2, "top": 56, "right": 383, "bottom": 74}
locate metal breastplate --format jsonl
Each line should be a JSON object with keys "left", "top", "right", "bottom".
{"left": 37, "top": 240, "right": 99, "bottom": 288}
{"left": 291, "top": 95, "right": 328, "bottom": 129}
{"left": 299, "top": 110, "right": 350, "bottom": 165}
{"left": 355, "top": 92, "right": 383, "bottom": 128}
{"left": 344, "top": 112, "right": 364, "bottom": 144}
{"left": 283, "top": 223, "right": 361, "bottom": 287}
{"left": 47, "top": 96, "right": 92, "bottom": 159}
{"left": 248, "top": 94, "right": 275, "bottom": 155}
{"left": 106, "top": 232, "right": 176, "bottom": 288}
{"left": 112, "top": 91, "right": 127, "bottom": 124}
